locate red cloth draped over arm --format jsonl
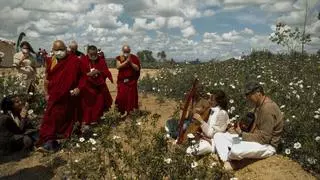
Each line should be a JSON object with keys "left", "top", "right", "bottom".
{"left": 79, "top": 55, "right": 113, "bottom": 124}
{"left": 39, "top": 54, "right": 81, "bottom": 143}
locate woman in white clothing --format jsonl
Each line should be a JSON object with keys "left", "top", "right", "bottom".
{"left": 13, "top": 41, "right": 37, "bottom": 93}
{"left": 186, "top": 89, "right": 229, "bottom": 155}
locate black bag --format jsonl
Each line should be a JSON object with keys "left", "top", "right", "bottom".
{"left": 239, "top": 112, "right": 255, "bottom": 132}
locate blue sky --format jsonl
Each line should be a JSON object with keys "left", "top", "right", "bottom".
{"left": 0, "top": 0, "right": 319, "bottom": 61}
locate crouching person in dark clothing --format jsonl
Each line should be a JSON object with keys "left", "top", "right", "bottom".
{"left": 0, "top": 95, "right": 38, "bottom": 155}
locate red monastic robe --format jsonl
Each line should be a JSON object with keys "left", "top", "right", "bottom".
{"left": 115, "top": 54, "right": 141, "bottom": 114}
{"left": 39, "top": 53, "right": 81, "bottom": 144}
{"left": 79, "top": 55, "right": 113, "bottom": 125}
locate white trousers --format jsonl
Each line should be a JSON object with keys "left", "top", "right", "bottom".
{"left": 213, "top": 132, "right": 276, "bottom": 162}
{"left": 186, "top": 139, "right": 214, "bottom": 155}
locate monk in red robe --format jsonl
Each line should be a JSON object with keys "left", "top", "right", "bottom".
{"left": 115, "top": 45, "right": 141, "bottom": 116}
{"left": 38, "top": 40, "right": 82, "bottom": 152}
{"left": 79, "top": 45, "right": 113, "bottom": 130}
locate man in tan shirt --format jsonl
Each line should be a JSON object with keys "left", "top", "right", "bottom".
{"left": 213, "top": 81, "right": 283, "bottom": 170}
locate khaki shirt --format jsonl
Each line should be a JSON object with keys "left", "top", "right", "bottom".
{"left": 242, "top": 98, "right": 284, "bottom": 148}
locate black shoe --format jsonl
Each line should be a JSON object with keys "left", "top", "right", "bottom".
{"left": 37, "top": 140, "right": 60, "bottom": 153}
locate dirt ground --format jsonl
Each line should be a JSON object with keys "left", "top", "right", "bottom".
{"left": 0, "top": 68, "right": 317, "bottom": 180}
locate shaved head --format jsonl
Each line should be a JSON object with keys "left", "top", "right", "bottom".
{"left": 122, "top": 45, "right": 131, "bottom": 53}
{"left": 52, "top": 40, "right": 67, "bottom": 51}
{"left": 69, "top": 40, "right": 78, "bottom": 51}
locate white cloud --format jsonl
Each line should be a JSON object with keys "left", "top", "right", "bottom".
{"left": 260, "top": 1, "right": 293, "bottom": 12}
{"left": 80, "top": 4, "right": 124, "bottom": 29}
{"left": 133, "top": 17, "right": 166, "bottom": 30}
{"left": 0, "top": 7, "right": 31, "bottom": 24}
{"left": 235, "top": 14, "right": 267, "bottom": 24}
{"left": 181, "top": 6, "right": 202, "bottom": 19}
{"left": 181, "top": 26, "right": 196, "bottom": 38}
{"left": 277, "top": 11, "right": 306, "bottom": 26}
{"left": 114, "top": 24, "right": 134, "bottom": 36}
{"left": 222, "top": 30, "right": 242, "bottom": 41}
{"left": 167, "top": 16, "right": 191, "bottom": 29}
{"left": 0, "top": 0, "right": 318, "bottom": 61}
{"left": 242, "top": 28, "right": 254, "bottom": 35}
{"left": 22, "top": 0, "right": 92, "bottom": 12}
{"left": 307, "top": 21, "right": 320, "bottom": 35}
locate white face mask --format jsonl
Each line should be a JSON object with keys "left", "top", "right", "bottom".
{"left": 123, "top": 53, "right": 129, "bottom": 57}
{"left": 54, "top": 50, "right": 66, "bottom": 59}
{"left": 21, "top": 48, "right": 29, "bottom": 54}
{"left": 89, "top": 56, "right": 98, "bottom": 61}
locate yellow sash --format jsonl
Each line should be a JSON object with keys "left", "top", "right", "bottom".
{"left": 50, "top": 56, "right": 57, "bottom": 70}
{"left": 119, "top": 55, "right": 125, "bottom": 63}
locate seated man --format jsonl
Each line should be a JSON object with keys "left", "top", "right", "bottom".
{"left": 213, "top": 82, "right": 283, "bottom": 170}
{"left": 0, "top": 95, "right": 38, "bottom": 155}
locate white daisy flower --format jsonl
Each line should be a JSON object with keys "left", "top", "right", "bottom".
{"left": 314, "top": 115, "right": 320, "bottom": 119}
{"left": 79, "top": 137, "right": 85, "bottom": 142}
{"left": 293, "top": 142, "right": 301, "bottom": 149}
{"left": 27, "top": 109, "right": 34, "bottom": 115}
{"left": 89, "top": 138, "right": 97, "bottom": 145}
{"left": 307, "top": 158, "right": 316, "bottom": 165}
{"left": 230, "top": 84, "right": 236, "bottom": 89}
{"left": 191, "top": 161, "right": 198, "bottom": 168}
{"left": 285, "top": 148, "right": 291, "bottom": 155}
{"left": 315, "top": 136, "right": 320, "bottom": 142}
{"left": 229, "top": 99, "right": 234, "bottom": 104}
{"left": 112, "top": 135, "right": 121, "bottom": 140}
{"left": 209, "top": 162, "right": 218, "bottom": 168}
{"left": 187, "top": 133, "right": 195, "bottom": 139}
{"left": 299, "top": 84, "right": 303, "bottom": 89}
{"left": 164, "top": 158, "right": 172, "bottom": 164}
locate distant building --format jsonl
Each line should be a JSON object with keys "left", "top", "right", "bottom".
{"left": 0, "top": 38, "right": 15, "bottom": 67}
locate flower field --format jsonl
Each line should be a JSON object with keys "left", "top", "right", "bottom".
{"left": 139, "top": 51, "right": 320, "bottom": 175}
